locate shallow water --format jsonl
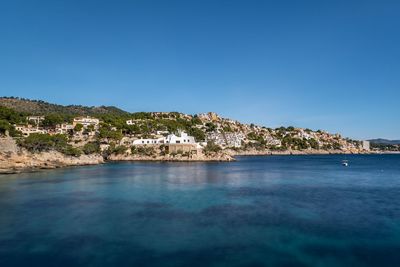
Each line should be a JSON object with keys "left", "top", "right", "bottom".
{"left": 0, "top": 155, "right": 400, "bottom": 266}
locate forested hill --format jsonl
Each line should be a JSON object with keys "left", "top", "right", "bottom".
{"left": 0, "top": 97, "right": 129, "bottom": 116}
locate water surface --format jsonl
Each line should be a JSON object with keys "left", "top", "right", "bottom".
{"left": 1, "top": 155, "right": 400, "bottom": 266}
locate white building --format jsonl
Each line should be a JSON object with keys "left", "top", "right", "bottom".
{"left": 166, "top": 132, "right": 196, "bottom": 144}
{"left": 132, "top": 131, "right": 197, "bottom": 146}
{"left": 56, "top": 124, "right": 74, "bottom": 134}
{"left": 126, "top": 119, "right": 135, "bottom": 125}
{"left": 15, "top": 125, "right": 46, "bottom": 137}
{"left": 27, "top": 116, "right": 45, "bottom": 125}
{"left": 156, "top": 130, "right": 169, "bottom": 135}
{"left": 73, "top": 116, "right": 100, "bottom": 128}
{"left": 132, "top": 137, "right": 166, "bottom": 145}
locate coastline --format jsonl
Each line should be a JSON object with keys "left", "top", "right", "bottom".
{"left": 228, "top": 149, "right": 377, "bottom": 156}
{"left": 1, "top": 149, "right": 395, "bottom": 175}
{"left": 0, "top": 149, "right": 235, "bottom": 174}
{"left": 0, "top": 151, "right": 104, "bottom": 174}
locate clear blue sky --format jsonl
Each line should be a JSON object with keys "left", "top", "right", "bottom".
{"left": 1, "top": 0, "right": 399, "bottom": 139}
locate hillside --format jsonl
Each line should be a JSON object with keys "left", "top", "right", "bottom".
{"left": 369, "top": 139, "right": 400, "bottom": 145}
{"left": 0, "top": 97, "right": 129, "bottom": 116}
{"left": 0, "top": 97, "right": 368, "bottom": 155}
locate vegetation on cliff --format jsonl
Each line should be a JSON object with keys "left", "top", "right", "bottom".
{"left": 17, "top": 133, "right": 82, "bottom": 156}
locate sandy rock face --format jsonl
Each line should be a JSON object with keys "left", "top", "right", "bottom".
{"left": 0, "top": 150, "right": 104, "bottom": 174}
{"left": 0, "top": 137, "right": 19, "bottom": 153}
{"left": 0, "top": 146, "right": 234, "bottom": 174}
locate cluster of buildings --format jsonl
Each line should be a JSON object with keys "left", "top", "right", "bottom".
{"left": 13, "top": 112, "right": 371, "bottom": 153}
{"left": 206, "top": 132, "right": 244, "bottom": 148}
{"left": 14, "top": 116, "right": 100, "bottom": 137}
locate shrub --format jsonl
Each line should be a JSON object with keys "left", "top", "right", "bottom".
{"left": 18, "top": 133, "right": 68, "bottom": 152}
{"left": 74, "top": 123, "right": 83, "bottom": 132}
{"left": 0, "top": 119, "right": 11, "bottom": 135}
{"left": 188, "top": 127, "right": 205, "bottom": 142}
{"left": 61, "top": 146, "right": 82, "bottom": 157}
{"left": 17, "top": 133, "right": 83, "bottom": 157}
{"left": 0, "top": 119, "right": 21, "bottom": 137}
{"left": 332, "top": 142, "right": 342, "bottom": 150}
{"left": 42, "top": 114, "right": 64, "bottom": 127}
{"left": 113, "top": 145, "right": 128, "bottom": 155}
{"left": 203, "top": 141, "right": 222, "bottom": 155}
{"left": 222, "top": 126, "right": 233, "bottom": 132}
{"left": 82, "top": 142, "right": 101, "bottom": 155}
{"left": 247, "top": 132, "right": 265, "bottom": 143}
{"left": 308, "top": 138, "right": 319, "bottom": 149}
{"left": 98, "top": 126, "right": 123, "bottom": 140}
{"left": 135, "top": 145, "right": 155, "bottom": 156}
{"left": 205, "top": 122, "right": 216, "bottom": 132}
{"left": 191, "top": 115, "right": 202, "bottom": 125}
{"left": 0, "top": 106, "right": 26, "bottom": 124}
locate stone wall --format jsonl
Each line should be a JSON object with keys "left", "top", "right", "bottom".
{"left": 166, "top": 144, "right": 198, "bottom": 154}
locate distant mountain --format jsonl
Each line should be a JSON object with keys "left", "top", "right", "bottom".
{"left": 0, "top": 97, "right": 129, "bottom": 116}
{"left": 368, "top": 139, "right": 400, "bottom": 145}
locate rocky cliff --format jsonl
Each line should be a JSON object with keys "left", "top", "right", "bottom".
{"left": 0, "top": 139, "right": 104, "bottom": 174}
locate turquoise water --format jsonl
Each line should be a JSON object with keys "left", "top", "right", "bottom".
{"left": 1, "top": 155, "right": 400, "bottom": 266}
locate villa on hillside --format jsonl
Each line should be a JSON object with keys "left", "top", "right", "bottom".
{"left": 126, "top": 119, "right": 136, "bottom": 125}
{"left": 132, "top": 131, "right": 197, "bottom": 146}
{"left": 14, "top": 116, "right": 99, "bottom": 137}
{"left": 132, "top": 137, "right": 166, "bottom": 145}
{"left": 27, "top": 116, "right": 45, "bottom": 125}
{"left": 56, "top": 123, "right": 74, "bottom": 135}
{"left": 15, "top": 125, "right": 46, "bottom": 137}
{"left": 73, "top": 116, "right": 100, "bottom": 128}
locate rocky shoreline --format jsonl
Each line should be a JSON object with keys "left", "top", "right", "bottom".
{"left": 0, "top": 148, "right": 235, "bottom": 174}
{"left": 1, "top": 149, "right": 388, "bottom": 175}
{"left": 0, "top": 137, "right": 390, "bottom": 175}
{"left": 0, "top": 151, "right": 104, "bottom": 174}
{"left": 227, "top": 148, "right": 373, "bottom": 156}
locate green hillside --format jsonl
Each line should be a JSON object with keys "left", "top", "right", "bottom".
{"left": 0, "top": 97, "right": 129, "bottom": 116}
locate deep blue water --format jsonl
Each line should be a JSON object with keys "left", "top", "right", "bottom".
{"left": 1, "top": 155, "right": 400, "bottom": 267}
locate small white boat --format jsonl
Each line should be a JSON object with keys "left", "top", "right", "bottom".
{"left": 342, "top": 160, "right": 349, "bottom": 167}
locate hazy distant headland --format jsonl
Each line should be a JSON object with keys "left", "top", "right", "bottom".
{"left": 0, "top": 97, "right": 389, "bottom": 174}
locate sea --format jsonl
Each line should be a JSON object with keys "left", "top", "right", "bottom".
{"left": 0, "top": 154, "right": 399, "bottom": 266}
